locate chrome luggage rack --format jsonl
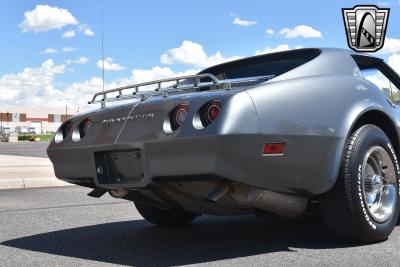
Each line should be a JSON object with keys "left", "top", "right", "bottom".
{"left": 88, "top": 73, "right": 274, "bottom": 105}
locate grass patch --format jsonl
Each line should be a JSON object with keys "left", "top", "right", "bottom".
{"left": 18, "top": 134, "right": 54, "bottom": 142}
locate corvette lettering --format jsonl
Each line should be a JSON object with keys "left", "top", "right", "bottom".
{"left": 102, "top": 113, "right": 155, "bottom": 125}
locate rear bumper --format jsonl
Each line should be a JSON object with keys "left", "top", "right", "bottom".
{"left": 48, "top": 135, "right": 235, "bottom": 188}
{"left": 48, "top": 133, "right": 341, "bottom": 196}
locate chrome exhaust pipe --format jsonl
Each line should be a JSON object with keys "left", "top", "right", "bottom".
{"left": 109, "top": 188, "right": 130, "bottom": 198}
{"left": 253, "top": 190, "right": 307, "bottom": 217}
{"left": 229, "top": 184, "right": 307, "bottom": 217}
{"left": 206, "top": 182, "right": 231, "bottom": 203}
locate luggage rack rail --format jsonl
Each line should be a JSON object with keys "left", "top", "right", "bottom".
{"left": 88, "top": 73, "right": 274, "bottom": 105}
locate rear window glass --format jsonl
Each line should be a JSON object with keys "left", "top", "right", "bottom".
{"left": 200, "top": 49, "right": 321, "bottom": 79}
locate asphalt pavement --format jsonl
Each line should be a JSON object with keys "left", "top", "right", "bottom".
{"left": 0, "top": 142, "right": 49, "bottom": 158}
{"left": 1, "top": 186, "right": 400, "bottom": 266}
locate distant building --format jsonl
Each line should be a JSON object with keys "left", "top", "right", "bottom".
{"left": 0, "top": 106, "right": 75, "bottom": 134}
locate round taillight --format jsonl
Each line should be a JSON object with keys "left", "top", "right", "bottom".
{"left": 170, "top": 104, "right": 189, "bottom": 130}
{"left": 206, "top": 103, "right": 221, "bottom": 124}
{"left": 175, "top": 108, "right": 188, "bottom": 125}
{"left": 193, "top": 100, "right": 222, "bottom": 129}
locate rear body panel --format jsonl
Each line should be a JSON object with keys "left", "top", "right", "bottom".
{"left": 47, "top": 48, "right": 400, "bottom": 209}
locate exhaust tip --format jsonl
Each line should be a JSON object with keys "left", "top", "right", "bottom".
{"left": 109, "top": 188, "right": 129, "bottom": 198}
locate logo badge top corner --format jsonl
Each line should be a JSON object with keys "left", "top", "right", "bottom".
{"left": 342, "top": 5, "right": 390, "bottom": 52}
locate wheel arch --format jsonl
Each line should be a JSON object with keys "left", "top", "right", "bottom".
{"left": 348, "top": 109, "right": 400, "bottom": 157}
{"left": 324, "top": 108, "right": 400, "bottom": 195}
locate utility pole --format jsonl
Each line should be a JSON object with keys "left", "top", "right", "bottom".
{"left": 65, "top": 106, "right": 68, "bottom": 121}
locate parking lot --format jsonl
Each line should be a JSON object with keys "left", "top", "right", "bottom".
{"left": 1, "top": 142, "right": 400, "bottom": 266}
{"left": 1, "top": 186, "right": 400, "bottom": 266}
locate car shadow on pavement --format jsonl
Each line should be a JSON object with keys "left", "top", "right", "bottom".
{"left": 1, "top": 212, "right": 365, "bottom": 266}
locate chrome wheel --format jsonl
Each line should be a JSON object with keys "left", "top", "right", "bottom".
{"left": 362, "top": 146, "right": 397, "bottom": 223}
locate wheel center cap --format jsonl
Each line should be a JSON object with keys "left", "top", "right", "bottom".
{"left": 365, "top": 174, "right": 384, "bottom": 193}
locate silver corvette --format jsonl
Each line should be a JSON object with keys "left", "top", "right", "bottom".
{"left": 48, "top": 48, "right": 400, "bottom": 242}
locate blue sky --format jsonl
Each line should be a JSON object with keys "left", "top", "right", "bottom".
{"left": 1, "top": 0, "right": 400, "bottom": 110}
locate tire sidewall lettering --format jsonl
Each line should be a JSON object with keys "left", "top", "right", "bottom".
{"left": 357, "top": 164, "right": 377, "bottom": 230}
{"left": 386, "top": 142, "right": 400, "bottom": 196}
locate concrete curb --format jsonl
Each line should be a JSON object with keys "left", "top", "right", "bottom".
{"left": 0, "top": 154, "right": 73, "bottom": 189}
{"left": 0, "top": 177, "right": 72, "bottom": 189}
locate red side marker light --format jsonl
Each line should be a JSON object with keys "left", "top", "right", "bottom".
{"left": 263, "top": 143, "right": 285, "bottom": 155}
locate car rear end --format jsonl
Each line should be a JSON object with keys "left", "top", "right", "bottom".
{"left": 47, "top": 88, "right": 261, "bottom": 189}
{"left": 48, "top": 48, "right": 331, "bottom": 217}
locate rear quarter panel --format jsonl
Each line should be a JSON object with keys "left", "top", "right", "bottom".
{"left": 246, "top": 74, "right": 399, "bottom": 195}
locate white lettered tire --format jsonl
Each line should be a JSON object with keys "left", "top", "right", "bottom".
{"left": 320, "top": 124, "right": 400, "bottom": 242}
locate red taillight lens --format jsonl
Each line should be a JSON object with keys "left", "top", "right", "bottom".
{"left": 206, "top": 103, "right": 221, "bottom": 123}
{"left": 170, "top": 104, "right": 189, "bottom": 130}
{"left": 202, "top": 100, "right": 221, "bottom": 126}
{"left": 263, "top": 143, "right": 285, "bottom": 155}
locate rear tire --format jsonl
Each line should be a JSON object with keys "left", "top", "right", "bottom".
{"left": 135, "top": 203, "right": 199, "bottom": 226}
{"left": 320, "top": 124, "right": 400, "bottom": 242}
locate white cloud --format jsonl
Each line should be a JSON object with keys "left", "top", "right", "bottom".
{"left": 0, "top": 59, "right": 119, "bottom": 110}
{"left": 19, "top": 5, "right": 78, "bottom": 33}
{"left": 379, "top": 38, "right": 400, "bottom": 54}
{"left": 63, "top": 46, "right": 77, "bottom": 53}
{"left": 232, "top": 17, "right": 257, "bottom": 27}
{"left": 160, "top": 40, "right": 241, "bottom": 68}
{"left": 364, "top": 72, "right": 390, "bottom": 90}
{"left": 62, "top": 30, "right": 76, "bottom": 38}
{"left": 363, "top": 54, "right": 400, "bottom": 93}
{"left": 265, "top": 28, "right": 275, "bottom": 36}
{"left": 130, "top": 66, "right": 198, "bottom": 84}
{"left": 97, "top": 57, "right": 125, "bottom": 71}
{"left": 84, "top": 28, "right": 95, "bottom": 36}
{"left": 255, "top": 44, "right": 290, "bottom": 55}
{"left": 0, "top": 59, "right": 65, "bottom": 105}
{"left": 377, "top": 2, "right": 390, "bottom": 6}
{"left": 76, "top": 57, "right": 89, "bottom": 64}
{"left": 279, "top": 25, "right": 322, "bottom": 38}
{"left": 63, "top": 66, "right": 199, "bottom": 109}
{"left": 78, "top": 24, "right": 95, "bottom": 36}
{"left": 66, "top": 56, "right": 89, "bottom": 65}
{"left": 63, "top": 77, "right": 112, "bottom": 108}
{"left": 2, "top": 41, "right": 312, "bottom": 110}
{"left": 388, "top": 53, "right": 400, "bottom": 74}
{"left": 0, "top": 59, "right": 201, "bottom": 110}
{"left": 255, "top": 44, "right": 304, "bottom": 55}
{"left": 41, "top": 48, "right": 58, "bottom": 54}
{"left": 131, "top": 66, "right": 178, "bottom": 84}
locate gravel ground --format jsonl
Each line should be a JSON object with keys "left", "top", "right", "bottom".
{"left": 1, "top": 186, "right": 400, "bottom": 266}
